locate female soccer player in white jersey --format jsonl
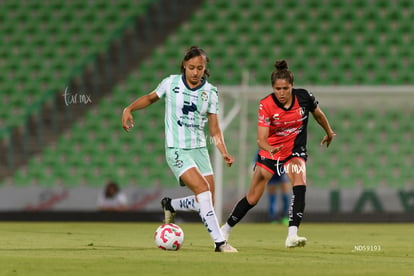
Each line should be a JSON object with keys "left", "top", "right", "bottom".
{"left": 122, "top": 46, "right": 237, "bottom": 252}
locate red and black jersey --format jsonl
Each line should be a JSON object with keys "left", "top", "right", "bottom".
{"left": 257, "top": 88, "right": 318, "bottom": 162}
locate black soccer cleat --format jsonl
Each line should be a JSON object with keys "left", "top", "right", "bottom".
{"left": 161, "top": 197, "right": 176, "bottom": 224}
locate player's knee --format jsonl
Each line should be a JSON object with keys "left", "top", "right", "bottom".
{"left": 246, "top": 193, "right": 261, "bottom": 205}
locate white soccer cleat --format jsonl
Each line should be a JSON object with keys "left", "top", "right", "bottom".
{"left": 285, "top": 235, "right": 307, "bottom": 248}
{"left": 215, "top": 242, "right": 238, "bottom": 253}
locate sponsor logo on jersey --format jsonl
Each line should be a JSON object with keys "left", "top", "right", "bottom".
{"left": 182, "top": 101, "right": 197, "bottom": 115}
{"left": 173, "top": 86, "right": 180, "bottom": 93}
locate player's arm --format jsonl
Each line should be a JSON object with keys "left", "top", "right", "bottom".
{"left": 311, "top": 106, "right": 336, "bottom": 147}
{"left": 257, "top": 126, "right": 282, "bottom": 155}
{"left": 207, "top": 113, "right": 234, "bottom": 167}
{"left": 122, "top": 91, "right": 160, "bottom": 132}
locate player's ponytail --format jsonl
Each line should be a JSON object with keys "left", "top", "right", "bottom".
{"left": 271, "top": 59, "right": 294, "bottom": 85}
{"left": 274, "top": 60, "right": 288, "bottom": 71}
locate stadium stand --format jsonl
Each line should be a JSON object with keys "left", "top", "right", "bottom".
{"left": 0, "top": 0, "right": 152, "bottom": 127}
{"left": 0, "top": 0, "right": 200, "bottom": 182}
{"left": 1, "top": 0, "right": 412, "bottom": 192}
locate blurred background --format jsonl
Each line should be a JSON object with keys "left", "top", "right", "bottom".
{"left": 0, "top": 0, "right": 412, "bottom": 222}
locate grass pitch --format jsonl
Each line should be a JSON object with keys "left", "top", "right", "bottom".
{"left": 0, "top": 222, "right": 412, "bottom": 275}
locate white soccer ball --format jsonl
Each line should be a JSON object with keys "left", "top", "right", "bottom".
{"left": 154, "top": 223, "right": 184, "bottom": 251}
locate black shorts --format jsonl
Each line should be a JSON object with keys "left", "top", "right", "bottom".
{"left": 255, "top": 154, "right": 306, "bottom": 176}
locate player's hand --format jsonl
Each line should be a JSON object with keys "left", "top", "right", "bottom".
{"left": 269, "top": 145, "right": 283, "bottom": 154}
{"left": 122, "top": 108, "right": 134, "bottom": 132}
{"left": 321, "top": 132, "right": 336, "bottom": 147}
{"left": 223, "top": 153, "right": 235, "bottom": 167}
{"left": 268, "top": 145, "right": 282, "bottom": 159}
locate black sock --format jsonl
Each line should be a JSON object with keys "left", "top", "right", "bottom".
{"left": 226, "top": 197, "right": 256, "bottom": 227}
{"left": 215, "top": 241, "right": 225, "bottom": 248}
{"left": 288, "top": 185, "right": 306, "bottom": 227}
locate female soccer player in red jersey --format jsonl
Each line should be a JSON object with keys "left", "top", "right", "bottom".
{"left": 221, "top": 60, "right": 335, "bottom": 248}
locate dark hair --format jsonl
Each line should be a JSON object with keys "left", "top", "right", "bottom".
{"left": 180, "top": 46, "right": 210, "bottom": 77}
{"left": 270, "top": 60, "right": 294, "bottom": 85}
{"left": 105, "top": 181, "right": 119, "bottom": 198}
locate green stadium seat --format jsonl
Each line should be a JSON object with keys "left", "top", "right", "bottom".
{"left": 0, "top": 0, "right": 153, "bottom": 135}
{"left": 12, "top": 170, "right": 31, "bottom": 187}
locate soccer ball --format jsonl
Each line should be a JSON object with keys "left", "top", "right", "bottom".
{"left": 154, "top": 223, "right": 184, "bottom": 251}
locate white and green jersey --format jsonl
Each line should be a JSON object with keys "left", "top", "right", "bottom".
{"left": 155, "top": 74, "right": 219, "bottom": 149}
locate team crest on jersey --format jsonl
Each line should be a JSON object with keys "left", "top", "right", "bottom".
{"left": 201, "top": 91, "right": 208, "bottom": 101}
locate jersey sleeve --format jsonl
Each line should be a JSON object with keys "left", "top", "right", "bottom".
{"left": 258, "top": 100, "right": 271, "bottom": 127}
{"left": 306, "top": 89, "right": 318, "bottom": 112}
{"left": 207, "top": 86, "right": 219, "bottom": 114}
{"left": 154, "top": 76, "right": 171, "bottom": 98}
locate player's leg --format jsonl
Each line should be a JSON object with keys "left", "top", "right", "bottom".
{"left": 162, "top": 148, "right": 202, "bottom": 223}
{"left": 164, "top": 165, "right": 216, "bottom": 213}
{"left": 167, "top": 194, "right": 199, "bottom": 212}
{"left": 162, "top": 147, "right": 217, "bottom": 215}
{"left": 204, "top": 174, "right": 215, "bottom": 203}
{"left": 284, "top": 157, "right": 307, "bottom": 248}
{"left": 180, "top": 168, "right": 237, "bottom": 252}
{"left": 221, "top": 165, "right": 272, "bottom": 239}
